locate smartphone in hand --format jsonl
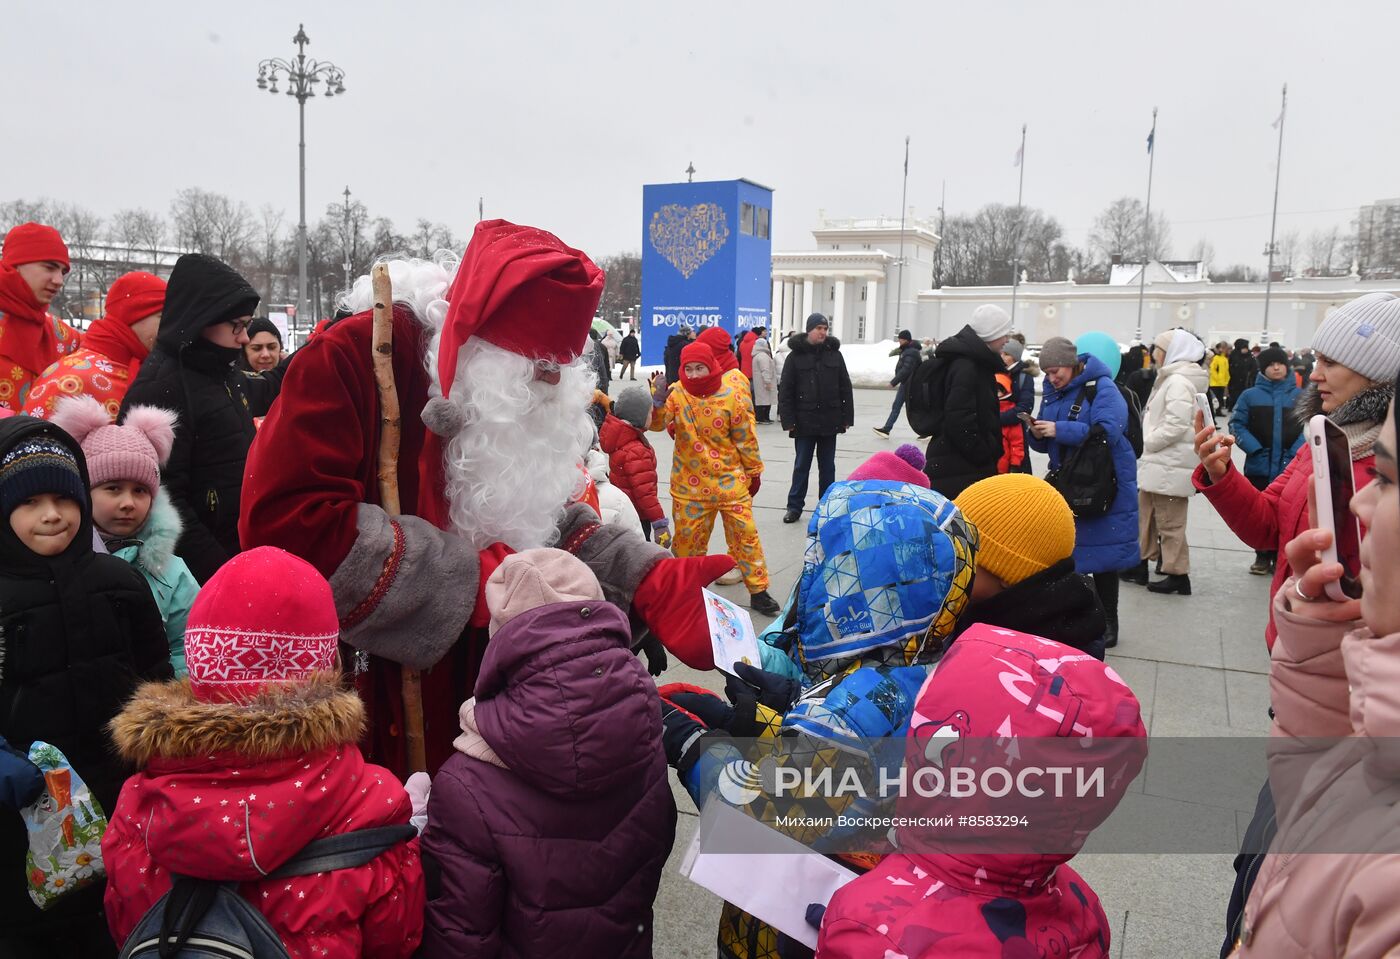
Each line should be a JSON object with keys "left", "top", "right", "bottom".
{"left": 1308, "top": 414, "right": 1363, "bottom": 601}
{"left": 1017, "top": 412, "right": 1036, "bottom": 429}
{"left": 1194, "top": 393, "right": 1215, "bottom": 426}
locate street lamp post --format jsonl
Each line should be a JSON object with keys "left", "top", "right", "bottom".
{"left": 256, "top": 24, "right": 345, "bottom": 338}
{"left": 342, "top": 185, "right": 353, "bottom": 294}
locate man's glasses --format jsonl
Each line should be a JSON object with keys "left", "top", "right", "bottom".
{"left": 228, "top": 319, "right": 252, "bottom": 335}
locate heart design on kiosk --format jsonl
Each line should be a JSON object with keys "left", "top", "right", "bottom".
{"left": 649, "top": 203, "right": 731, "bottom": 279}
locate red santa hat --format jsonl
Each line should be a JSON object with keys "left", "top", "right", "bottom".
{"left": 437, "top": 219, "right": 605, "bottom": 399}
{"left": 183, "top": 546, "right": 340, "bottom": 703}
{"left": 103, "top": 271, "right": 166, "bottom": 326}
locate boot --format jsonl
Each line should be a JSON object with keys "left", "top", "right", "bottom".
{"left": 716, "top": 567, "right": 744, "bottom": 586}
{"left": 1103, "top": 619, "right": 1119, "bottom": 650}
{"left": 1147, "top": 573, "right": 1192, "bottom": 595}
{"left": 1249, "top": 554, "right": 1272, "bottom": 576}
{"left": 783, "top": 509, "right": 802, "bottom": 524}
{"left": 750, "top": 590, "right": 781, "bottom": 617}
{"left": 1119, "top": 561, "right": 1148, "bottom": 586}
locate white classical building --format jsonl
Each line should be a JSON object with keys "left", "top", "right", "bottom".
{"left": 770, "top": 214, "right": 937, "bottom": 342}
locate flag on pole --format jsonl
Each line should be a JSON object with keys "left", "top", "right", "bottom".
{"left": 1146, "top": 128, "right": 1155, "bottom": 154}
{"left": 1271, "top": 104, "right": 1285, "bottom": 129}
{"left": 1013, "top": 143, "right": 1023, "bottom": 167}
{"left": 903, "top": 135, "right": 910, "bottom": 174}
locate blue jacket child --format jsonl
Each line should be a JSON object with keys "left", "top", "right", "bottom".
{"left": 51, "top": 397, "right": 200, "bottom": 676}
{"left": 1229, "top": 348, "right": 1304, "bottom": 484}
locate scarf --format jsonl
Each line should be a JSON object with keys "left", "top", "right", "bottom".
{"left": 453, "top": 698, "right": 508, "bottom": 769}
{"left": 679, "top": 342, "right": 723, "bottom": 397}
{"left": 80, "top": 316, "right": 151, "bottom": 378}
{"left": 1295, "top": 381, "right": 1394, "bottom": 461}
{"left": 0, "top": 266, "right": 59, "bottom": 375}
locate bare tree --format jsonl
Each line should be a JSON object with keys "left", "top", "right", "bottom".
{"left": 49, "top": 203, "right": 105, "bottom": 321}
{"left": 0, "top": 198, "right": 56, "bottom": 234}
{"left": 169, "top": 188, "right": 253, "bottom": 267}
{"left": 251, "top": 205, "right": 287, "bottom": 308}
{"left": 113, "top": 208, "right": 166, "bottom": 273}
{"left": 1306, "top": 227, "right": 1340, "bottom": 276}
{"left": 596, "top": 253, "right": 642, "bottom": 325}
{"left": 1277, "top": 229, "right": 1301, "bottom": 276}
{"left": 1088, "top": 197, "right": 1170, "bottom": 262}
{"left": 1190, "top": 237, "right": 1215, "bottom": 272}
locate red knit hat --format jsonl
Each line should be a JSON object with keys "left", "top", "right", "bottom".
{"left": 696, "top": 327, "right": 738, "bottom": 373}
{"left": 0, "top": 222, "right": 70, "bottom": 273}
{"left": 104, "top": 271, "right": 166, "bottom": 326}
{"left": 438, "top": 219, "right": 605, "bottom": 398}
{"left": 679, "top": 341, "right": 723, "bottom": 396}
{"left": 183, "top": 547, "right": 340, "bottom": 703}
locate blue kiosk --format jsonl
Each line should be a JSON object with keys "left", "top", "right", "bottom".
{"left": 640, "top": 178, "right": 773, "bottom": 366}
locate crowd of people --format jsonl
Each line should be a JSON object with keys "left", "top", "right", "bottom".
{"left": 1, "top": 213, "right": 1399, "bottom": 959}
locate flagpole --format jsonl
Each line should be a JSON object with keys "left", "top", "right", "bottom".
{"left": 1135, "top": 107, "right": 1158, "bottom": 343}
{"left": 895, "top": 135, "right": 910, "bottom": 337}
{"left": 1009, "top": 123, "right": 1027, "bottom": 323}
{"left": 1261, "top": 83, "right": 1287, "bottom": 346}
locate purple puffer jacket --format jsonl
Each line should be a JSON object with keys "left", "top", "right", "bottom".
{"left": 419, "top": 600, "right": 677, "bottom": 959}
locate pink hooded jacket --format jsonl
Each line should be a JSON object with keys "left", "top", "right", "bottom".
{"left": 816, "top": 625, "right": 1146, "bottom": 959}
{"left": 1233, "top": 586, "right": 1400, "bottom": 957}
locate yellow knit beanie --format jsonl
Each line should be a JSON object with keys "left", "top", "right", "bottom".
{"left": 954, "top": 474, "right": 1076, "bottom": 586}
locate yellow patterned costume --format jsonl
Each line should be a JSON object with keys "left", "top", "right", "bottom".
{"left": 651, "top": 368, "right": 769, "bottom": 592}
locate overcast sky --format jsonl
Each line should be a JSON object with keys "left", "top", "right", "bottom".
{"left": 8, "top": 1, "right": 1397, "bottom": 272}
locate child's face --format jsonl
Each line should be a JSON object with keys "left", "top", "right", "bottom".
{"left": 91, "top": 480, "right": 153, "bottom": 537}
{"left": 10, "top": 494, "right": 81, "bottom": 556}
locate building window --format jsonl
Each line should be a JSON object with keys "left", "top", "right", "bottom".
{"left": 757, "top": 207, "right": 770, "bottom": 239}
{"left": 740, "top": 202, "right": 755, "bottom": 236}
{"left": 857, "top": 316, "right": 866, "bottom": 339}
{"left": 860, "top": 287, "right": 866, "bottom": 301}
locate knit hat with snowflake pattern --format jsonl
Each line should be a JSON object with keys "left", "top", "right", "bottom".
{"left": 183, "top": 546, "right": 339, "bottom": 703}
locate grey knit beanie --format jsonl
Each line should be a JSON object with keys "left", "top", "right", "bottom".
{"left": 612, "top": 387, "right": 652, "bottom": 429}
{"left": 1037, "top": 337, "right": 1079, "bottom": 370}
{"left": 1311, "top": 293, "right": 1400, "bottom": 383}
{"left": 1001, "top": 339, "right": 1025, "bottom": 362}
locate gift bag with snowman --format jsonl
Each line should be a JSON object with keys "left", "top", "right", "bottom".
{"left": 20, "top": 741, "right": 107, "bottom": 908}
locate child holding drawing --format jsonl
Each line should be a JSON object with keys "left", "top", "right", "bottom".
{"left": 419, "top": 549, "right": 676, "bottom": 959}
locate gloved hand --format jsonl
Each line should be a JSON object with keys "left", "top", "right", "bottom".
{"left": 0, "top": 736, "right": 43, "bottom": 809}
{"left": 722, "top": 661, "right": 801, "bottom": 737}
{"left": 747, "top": 474, "right": 761, "bottom": 496}
{"left": 805, "top": 903, "right": 826, "bottom": 931}
{"left": 658, "top": 699, "right": 727, "bottom": 775}
{"left": 632, "top": 554, "right": 737, "bottom": 670}
{"left": 636, "top": 634, "right": 669, "bottom": 676}
{"left": 405, "top": 771, "right": 431, "bottom": 835}
{"left": 659, "top": 682, "right": 735, "bottom": 730}
{"left": 651, "top": 517, "right": 673, "bottom": 550}
{"left": 468, "top": 542, "right": 514, "bottom": 630}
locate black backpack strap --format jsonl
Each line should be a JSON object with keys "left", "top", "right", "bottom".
{"left": 269, "top": 824, "right": 417, "bottom": 879}
{"left": 156, "top": 877, "right": 223, "bottom": 959}
{"left": 1066, "top": 386, "right": 1092, "bottom": 421}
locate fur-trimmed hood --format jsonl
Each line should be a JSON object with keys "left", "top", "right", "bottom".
{"left": 110, "top": 672, "right": 364, "bottom": 766}
{"left": 103, "top": 488, "right": 183, "bottom": 577}
{"left": 1295, "top": 380, "right": 1395, "bottom": 429}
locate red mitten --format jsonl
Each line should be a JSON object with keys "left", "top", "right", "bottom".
{"left": 632, "top": 554, "right": 736, "bottom": 670}
{"left": 748, "top": 474, "right": 761, "bottom": 496}
{"left": 468, "top": 542, "right": 514, "bottom": 629}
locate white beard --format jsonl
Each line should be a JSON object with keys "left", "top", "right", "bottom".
{"left": 342, "top": 255, "right": 598, "bottom": 552}
{"left": 430, "top": 339, "right": 597, "bottom": 552}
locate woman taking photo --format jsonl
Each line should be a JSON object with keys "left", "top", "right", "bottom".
{"left": 1230, "top": 373, "right": 1400, "bottom": 956}
{"left": 1194, "top": 293, "right": 1400, "bottom": 650}
{"left": 1028, "top": 336, "right": 1139, "bottom": 649}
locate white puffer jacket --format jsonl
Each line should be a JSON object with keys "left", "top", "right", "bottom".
{"left": 1138, "top": 360, "right": 1210, "bottom": 497}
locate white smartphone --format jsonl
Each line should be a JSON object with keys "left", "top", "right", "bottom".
{"left": 1308, "top": 414, "right": 1363, "bottom": 601}
{"left": 1194, "top": 393, "right": 1215, "bottom": 426}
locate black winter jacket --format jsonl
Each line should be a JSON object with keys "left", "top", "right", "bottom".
{"left": 620, "top": 333, "right": 641, "bottom": 360}
{"left": 0, "top": 415, "right": 171, "bottom": 936}
{"left": 119, "top": 253, "right": 280, "bottom": 584}
{"left": 1227, "top": 347, "right": 1258, "bottom": 397}
{"left": 891, "top": 342, "right": 922, "bottom": 387}
{"left": 777, "top": 332, "right": 854, "bottom": 437}
{"left": 663, "top": 333, "right": 691, "bottom": 385}
{"left": 921, "top": 324, "right": 1004, "bottom": 498}
{"left": 952, "top": 558, "right": 1108, "bottom": 661}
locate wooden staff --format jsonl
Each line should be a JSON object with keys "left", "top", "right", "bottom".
{"left": 370, "top": 264, "right": 428, "bottom": 773}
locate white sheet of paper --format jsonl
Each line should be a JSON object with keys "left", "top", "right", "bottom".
{"left": 702, "top": 587, "right": 763, "bottom": 676}
{"left": 680, "top": 799, "right": 860, "bottom": 948}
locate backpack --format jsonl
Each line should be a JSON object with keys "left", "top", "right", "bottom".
{"left": 904, "top": 355, "right": 946, "bottom": 438}
{"left": 1097, "top": 380, "right": 1144, "bottom": 458}
{"left": 1045, "top": 384, "right": 1118, "bottom": 519}
{"left": 118, "top": 824, "right": 416, "bottom": 959}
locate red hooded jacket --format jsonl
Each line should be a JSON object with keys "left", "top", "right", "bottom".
{"left": 102, "top": 676, "right": 424, "bottom": 959}
{"left": 598, "top": 412, "right": 663, "bottom": 523}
